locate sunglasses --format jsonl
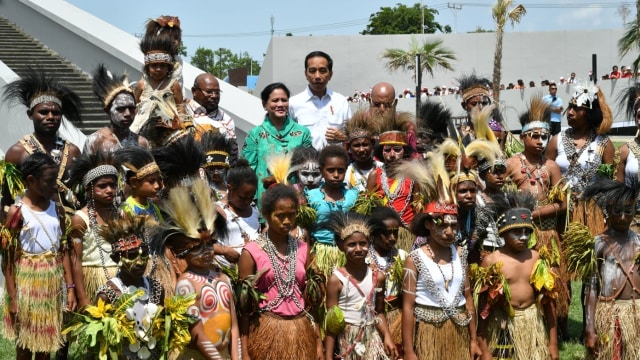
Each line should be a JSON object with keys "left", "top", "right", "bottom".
{"left": 383, "top": 146, "right": 404, "bottom": 153}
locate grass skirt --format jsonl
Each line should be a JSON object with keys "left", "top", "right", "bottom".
{"left": 486, "top": 304, "right": 548, "bottom": 360}
{"left": 2, "top": 251, "right": 64, "bottom": 353}
{"left": 336, "top": 322, "right": 388, "bottom": 360}
{"left": 82, "top": 265, "right": 117, "bottom": 303}
{"left": 387, "top": 307, "right": 402, "bottom": 345}
{"left": 396, "top": 227, "right": 414, "bottom": 254}
{"left": 248, "top": 312, "right": 316, "bottom": 360}
{"left": 312, "top": 243, "right": 345, "bottom": 280}
{"left": 534, "top": 227, "right": 570, "bottom": 317}
{"left": 593, "top": 299, "right": 640, "bottom": 360}
{"left": 412, "top": 317, "right": 471, "bottom": 360}
{"left": 572, "top": 199, "right": 605, "bottom": 237}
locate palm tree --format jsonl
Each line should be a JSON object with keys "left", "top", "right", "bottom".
{"left": 491, "top": 0, "right": 526, "bottom": 103}
{"left": 618, "top": 1, "right": 640, "bottom": 77}
{"left": 382, "top": 37, "right": 456, "bottom": 80}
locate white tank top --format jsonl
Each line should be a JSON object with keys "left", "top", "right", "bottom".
{"left": 625, "top": 147, "right": 639, "bottom": 186}
{"left": 215, "top": 201, "right": 260, "bottom": 267}
{"left": 333, "top": 267, "right": 376, "bottom": 325}
{"left": 19, "top": 201, "right": 61, "bottom": 253}
{"left": 414, "top": 245, "right": 466, "bottom": 307}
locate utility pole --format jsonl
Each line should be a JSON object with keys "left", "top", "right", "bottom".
{"left": 421, "top": 0, "right": 425, "bottom": 34}
{"left": 270, "top": 15, "right": 274, "bottom": 37}
{"left": 218, "top": 48, "right": 223, "bottom": 78}
{"left": 416, "top": 54, "right": 422, "bottom": 117}
{"left": 447, "top": 3, "right": 462, "bottom": 33}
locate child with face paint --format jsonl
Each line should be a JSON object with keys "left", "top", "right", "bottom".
{"left": 368, "top": 207, "right": 407, "bottom": 350}
{"left": 581, "top": 178, "right": 640, "bottom": 360}
{"left": 324, "top": 211, "right": 397, "bottom": 360}
{"left": 198, "top": 132, "right": 233, "bottom": 200}
{"left": 306, "top": 145, "right": 359, "bottom": 278}
{"left": 95, "top": 215, "right": 165, "bottom": 360}
{"left": 477, "top": 191, "right": 558, "bottom": 360}
{"left": 114, "top": 146, "right": 163, "bottom": 222}
{"left": 290, "top": 147, "right": 322, "bottom": 190}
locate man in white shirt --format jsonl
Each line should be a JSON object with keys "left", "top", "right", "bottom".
{"left": 289, "top": 51, "right": 352, "bottom": 150}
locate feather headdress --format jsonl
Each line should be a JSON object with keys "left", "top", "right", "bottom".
{"left": 140, "top": 36, "right": 175, "bottom": 65}
{"left": 617, "top": 83, "right": 640, "bottom": 121}
{"left": 144, "top": 16, "right": 181, "bottom": 39}
{"left": 417, "top": 100, "right": 454, "bottom": 143}
{"left": 152, "top": 136, "right": 204, "bottom": 189}
{"left": 375, "top": 110, "right": 415, "bottom": 146}
{"left": 198, "top": 132, "right": 232, "bottom": 169}
{"left": 469, "top": 104, "right": 498, "bottom": 144}
{"left": 265, "top": 152, "right": 294, "bottom": 185}
{"left": 66, "top": 151, "right": 117, "bottom": 190}
{"left": 113, "top": 146, "right": 159, "bottom": 181}
{"left": 345, "top": 110, "right": 379, "bottom": 142}
{"left": 99, "top": 214, "right": 151, "bottom": 254}
{"left": 92, "top": 64, "right": 133, "bottom": 111}
{"left": 519, "top": 93, "right": 551, "bottom": 133}
{"left": 457, "top": 73, "right": 491, "bottom": 103}
{"left": 491, "top": 190, "right": 535, "bottom": 234}
{"left": 135, "top": 92, "right": 190, "bottom": 147}
{"left": 466, "top": 139, "right": 503, "bottom": 174}
{"left": 3, "top": 67, "right": 82, "bottom": 123}
{"left": 322, "top": 211, "right": 381, "bottom": 245}
{"left": 581, "top": 176, "right": 640, "bottom": 211}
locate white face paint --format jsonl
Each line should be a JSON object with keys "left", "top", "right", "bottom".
{"left": 297, "top": 160, "right": 322, "bottom": 188}
{"left": 109, "top": 93, "right": 136, "bottom": 129}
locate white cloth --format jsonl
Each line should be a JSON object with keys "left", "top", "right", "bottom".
{"left": 344, "top": 161, "right": 382, "bottom": 193}
{"left": 414, "top": 245, "right": 466, "bottom": 307}
{"left": 19, "top": 201, "right": 61, "bottom": 253}
{"left": 625, "top": 147, "right": 638, "bottom": 187}
{"left": 334, "top": 267, "right": 375, "bottom": 325}
{"left": 215, "top": 202, "right": 260, "bottom": 268}
{"left": 554, "top": 132, "right": 606, "bottom": 187}
{"left": 289, "top": 86, "right": 351, "bottom": 150}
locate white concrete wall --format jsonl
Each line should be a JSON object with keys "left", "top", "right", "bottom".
{"left": 0, "top": 0, "right": 262, "bottom": 151}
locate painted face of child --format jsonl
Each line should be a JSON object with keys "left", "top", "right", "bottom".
{"left": 119, "top": 246, "right": 150, "bottom": 277}
{"left": 109, "top": 93, "right": 136, "bottom": 129}
{"left": 607, "top": 201, "right": 636, "bottom": 233}
{"left": 424, "top": 214, "right": 458, "bottom": 246}
{"left": 183, "top": 241, "right": 214, "bottom": 273}
{"left": 340, "top": 232, "right": 369, "bottom": 265}
{"left": 298, "top": 160, "right": 322, "bottom": 188}
{"left": 502, "top": 227, "right": 532, "bottom": 252}
{"left": 521, "top": 130, "right": 550, "bottom": 154}
{"left": 321, "top": 157, "right": 347, "bottom": 189}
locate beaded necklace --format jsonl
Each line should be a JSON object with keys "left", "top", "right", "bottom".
{"left": 88, "top": 200, "right": 119, "bottom": 280}
{"left": 368, "top": 246, "right": 397, "bottom": 273}
{"left": 425, "top": 244, "right": 454, "bottom": 292}
{"left": 518, "top": 153, "right": 549, "bottom": 197}
{"left": 379, "top": 167, "right": 414, "bottom": 225}
{"left": 561, "top": 128, "right": 606, "bottom": 193}
{"left": 26, "top": 134, "right": 65, "bottom": 164}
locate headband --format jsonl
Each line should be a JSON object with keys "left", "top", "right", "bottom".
{"left": 462, "top": 85, "right": 490, "bottom": 102}
{"left": 379, "top": 131, "right": 407, "bottom": 146}
{"left": 477, "top": 158, "right": 506, "bottom": 174}
{"left": 571, "top": 85, "right": 598, "bottom": 109}
{"left": 348, "top": 128, "right": 371, "bottom": 141}
{"left": 521, "top": 121, "right": 550, "bottom": 133}
{"left": 113, "top": 235, "right": 144, "bottom": 253}
{"left": 424, "top": 201, "right": 458, "bottom": 215}
{"left": 29, "top": 94, "right": 62, "bottom": 110}
{"left": 203, "top": 150, "right": 230, "bottom": 168}
{"left": 144, "top": 51, "right": 173, "bottom": 65}
{"left": 497, "top": 208, "right": 535, "bottom": 234}
{"left": 123, "top": 162, "right": 160, "bottom": 180}
{"left": 340, "top": 223, "right": 370, "bottom": 240}
{"left": 102, "top": 85, "right": 134, "bottom": 110}
{"left": 83, "top": 165, "right": 118, "bottom": 187}
{"left": 451, "top": 171, "right": 477, "bottom": 186}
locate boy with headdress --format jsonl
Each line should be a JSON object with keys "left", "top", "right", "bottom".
{"left": 475, "top": 191, "right": 559, "bottom": 360}
{"left": 457, "top": 73, "right": 493, "bottom": 146}
{"left": 415, "top": 101, "right": 455, "bottom": 156}
{"left": 2, "top": 68, "right": 82, "bottom": 211}
{"left": 344, "top": 110, "right": 381, "bottom": 192}
{"left": 85, "top": 64, "right": 149, "bottom": 155}
{"left": 197, "top": 132, "right": 233, "bottom": 200}
{"left": 581, "top": 178, "right": 640, "bottom": 360}
{"left": 505, "top": 94, "right": 570, "bottom": 333}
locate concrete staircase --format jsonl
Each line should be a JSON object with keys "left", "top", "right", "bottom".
{"left": 0, "top": 16, "right": 107, "bottom": 134}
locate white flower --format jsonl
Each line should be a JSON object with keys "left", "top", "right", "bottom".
{"left": 354, "top": 342, "right": 366, "bottom": 356}
{"left": 125, "top": 308, "right": 135, "bottom": 320}
{"left": 147, "top": 336, "right": 157, "bottom": 350}
{"left": 145, "top": 303, "right": 158, "bottom": 318}
{"left": 129, "top": 341, "right": 140, "bottom": 352}
{"left": 137, "top": 346, "right": 151, "bottom": 359}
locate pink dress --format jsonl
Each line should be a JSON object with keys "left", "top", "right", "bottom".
{"left": 244, "top": 239, "right": 308, "bottom": 316}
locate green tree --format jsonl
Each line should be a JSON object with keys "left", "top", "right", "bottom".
{"left": 491, "top": 0, "right": 526, "bottom": 102}
{"left": 618, "top": 1, "right": 640, "bottom": 77}
{"left": 191, "top": 47, "right": 216, "bottom": 74}
{"left": 191, "top": 47, "right": 262, "bottom": 78}
{"left": 381, "top": 36, "right": 456, "bottom": 79}
{"left": 362, "top": 3, "right": 450, "bottom": 35}
{"left": 177, "top": 43, "right": 188, "bottom": 57}
{"left": 231, "top": 51, "right": 262, "bottom": 76}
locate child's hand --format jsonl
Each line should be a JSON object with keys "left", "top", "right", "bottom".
{"left": 548, "top": 343, "right": 559, "bottom": 360}
{"left": 383, "top": 335, "right": 398, "bottom": 359}
{"left": 402, "top": 350, "right": 418, "bottom": 360}
{"left": 67, "top": 289, "right": 77, "bottom": 312}
{"left": 469, "top": 341, "right": 482, "bottom": 359}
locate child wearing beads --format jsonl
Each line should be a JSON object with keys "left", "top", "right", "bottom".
{"left": 113, "top": 146, "right": 163, "bottom": 222}
{"left": 95, "top": 215, "right": 165, "bottom": 360}
{"left": 324, "top": 211, "right": 397, "bottom": 360}
{"left": 1, "top": 153, "right": 76, "bottom": 359}
{"left": 143, "top": 16, "right": 184, "bottom": 87}
{"left": 306, "top": 145, "right": 359, "bottom": 278}
{"left": 67, "top": 152, "right": 121, "bottom": 308}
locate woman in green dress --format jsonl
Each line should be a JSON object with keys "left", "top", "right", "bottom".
{"left": 242, "top": 82, "right": 312, "bottom": 202}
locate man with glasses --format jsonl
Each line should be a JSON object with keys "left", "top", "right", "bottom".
{"left": 457, "top": 73, "right": 494, "bottom": 146}
{"left": 186, "top": 73, "right": 238, "bottom": 165}
{"left": 543, "top": 83, "right": 563, "bottom": 136}
{"left": 289, "top": 51, "right": 351, "bottom": 150}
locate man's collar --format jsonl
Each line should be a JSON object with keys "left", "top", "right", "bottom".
{"left": 305, "top": 85, "right": 333, "bottom": 100}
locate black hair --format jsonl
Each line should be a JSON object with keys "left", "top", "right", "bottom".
{"left": 582, "top": 176, "right": 640, "bottom": 211}
{"left": 456, "top": 73, "right": 491, "bottom": 97}
{"left": 410, "top": 213, "right": 432, "bottom": 237}
{"left": 140, "top": 36, "right": 176, "bottom": 76}
{"left": 20, "top": 152, "right": 57, "bottom": 180}
{"left": 318, "top": 145, "right": 349, "bottom": 169}
{"left": 92, "top": 64, "right": 134, "bottom": 111}
{"left": 417, "top": 101, "right": 454, "bottom": 143}
{"left": 260, "top": 82, "right": 290, "bottom": 103}
{"left": 260, "top": 184, "right": 299, "bottom": 216}
{"left": 227, "top": 158, "right": 258, "bottom": 189}
{"left": 304, "top": 51, "right": 333, "bottom": 71}
{"left": 144, "top": 16, "right": 182, "bottom": 44}
{"left": 113, "top": 146, "right": 157, "bottom": 184}
{"left": 152, "top": 136, "right": 204, "bottom": 190}
{"left": 370, "top": 206, "right": 404, "bottom": 240}
{"left": 66, "top": 151, "right": 115, "bottom": 190}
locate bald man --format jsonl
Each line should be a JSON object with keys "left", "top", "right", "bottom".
{"left": 185, "top": 73, "right": 238, "bottom": 165}
{"left": 368, "top": 82, "right": 419, "bottom": 158}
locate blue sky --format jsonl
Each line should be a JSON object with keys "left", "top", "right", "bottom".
{"left": 67, "top": 0, "right": 630, "bottom": 64}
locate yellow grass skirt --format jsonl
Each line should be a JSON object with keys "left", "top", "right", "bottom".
{"left": 81, "top": 265, "right": 117, "bottom": 304}
{"left": 312, "top": 243, "right": 345, "bottom": 280}
{"left": 486, "top": 303, "right": 548, "bottom": 360}
{"left": 2, "top": 251, "right": 64, "bottom": 353}
{"left": 411, "top": 312, "right": 471, "bottom": 360}
{"left": 396, "top": 227, "right": 415, "bottom": 254}
{"left": 248, "top": 312, "right": 317, "bottom": 360}
{"left": 593, "top": 299, "right": 640, "bottom": 360}
{"left": 336, "top": 322, "right": 388, "bottom": 360}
